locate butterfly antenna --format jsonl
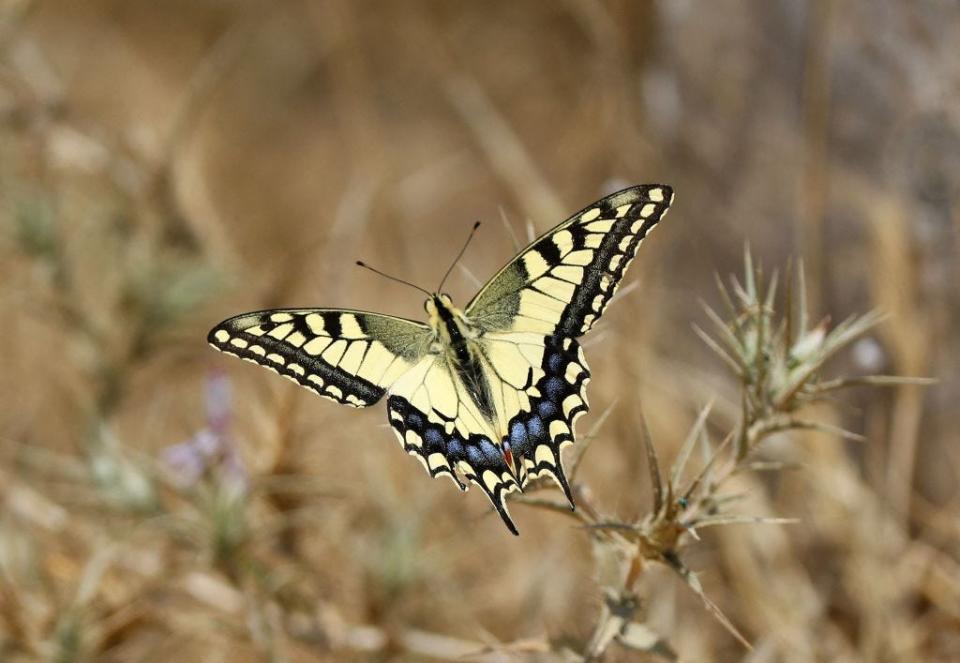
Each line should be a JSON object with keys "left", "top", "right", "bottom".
{"left": 437, "top": 221, "right": 482, "bottom": 292}
{"left": 355, "top": 261, "right": 432, "bottom": 297}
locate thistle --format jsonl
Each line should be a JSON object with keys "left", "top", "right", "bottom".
{"left": 520, "top": 249, "right": 931, "bottom": 659}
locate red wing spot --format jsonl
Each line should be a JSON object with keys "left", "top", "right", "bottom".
{"left": 503, "top": 447, "right": 514, "bottom": 469}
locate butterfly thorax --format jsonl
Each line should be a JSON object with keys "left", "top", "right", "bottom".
{"left": 425, "top": 294, "right": 476, "bottom": 358}
{"left": 425, "top": 294, "right": 497, "bottom": 421}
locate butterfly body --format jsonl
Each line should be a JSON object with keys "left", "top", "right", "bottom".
{"left": 425, "top": 294, "right": 494, "bottom": 419}
{"left": 209, "top": 185, "right": 674, "bottom": 534}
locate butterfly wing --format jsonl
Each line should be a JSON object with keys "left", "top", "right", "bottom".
{"left": 466, "top": 184, "right": 673, "bottom": 338}
{"left": 466, "top": 185, "right": 673, "bottom": 504}
{"left": 385, "top": 358, "right": 524, "bottom": 534}
{"left": 208, "top": 309, "right": 432, "bottom": 407}
{"left": 475, "top": 332, "right": 590, "bottom": 507}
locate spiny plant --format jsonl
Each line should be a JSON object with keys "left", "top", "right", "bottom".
{"left": 507, "top": 249, "right": 931, "bottom": 661}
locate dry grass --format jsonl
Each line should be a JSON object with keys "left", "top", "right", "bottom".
{"left": 2, "top": 2, "right": 959, "bottom": 661}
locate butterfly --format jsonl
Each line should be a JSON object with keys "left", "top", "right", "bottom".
{"left": 208, "top": 185, "right": 673, "bottom": 534}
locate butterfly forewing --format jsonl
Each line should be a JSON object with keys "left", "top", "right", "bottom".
{"left": 466, "top": 184, "right": 673, "bottom": 338}
{"left": 208, "top": 309, "right": 431, "bottom": 407}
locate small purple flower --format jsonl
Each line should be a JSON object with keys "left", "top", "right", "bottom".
{"left": 206, "top": 369, "right": 232, "bottom": 435}
{"left": 161, "top": 436, "right": 208, "bottom": 488}
{"left": 162, "top": 371, "right": 247, "bottom": 492}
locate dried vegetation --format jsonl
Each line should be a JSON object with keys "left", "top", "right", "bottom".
{"left": 1, "top": 1, "right": 958, "bottom": 661}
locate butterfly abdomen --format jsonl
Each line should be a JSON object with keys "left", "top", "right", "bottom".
{"left": 430, "top": 295, "right": 499, "bottom": 422}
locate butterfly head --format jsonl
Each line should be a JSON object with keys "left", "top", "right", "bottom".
{"left": 424, "top": 293, "right": 457, "bottom": 326}
{"left": 425, "top": 293, "right": 478, "bottom": 353}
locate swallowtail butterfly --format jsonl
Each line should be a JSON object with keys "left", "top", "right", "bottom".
{"left": 208, "top": 185, "right": 673, "bottom": 534}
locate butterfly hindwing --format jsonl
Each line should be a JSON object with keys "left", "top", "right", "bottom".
{"left": 466, "top": 184, "right": 673, "bottom": 338}
{"left": 385, "top": 331, "right": 592, "bottom": 533}
{"left": 387, "top": 393, "right": 522, "bottom": 534}
{"left": 208, "top": 309, "right": 431, "bottom": 407}
{"left": 495, "top": 335, "right": 590, "bottom": 502}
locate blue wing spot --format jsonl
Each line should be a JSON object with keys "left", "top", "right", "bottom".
{"left": 538, "top": 400, "right": 558, "bottom": 419}
{"left": 446, "top": 438, "right": 464, "bottom": 460}
{"left": 479, "top": 438, "right": 501, "bottom": 462}
{"left": 466, "top": 445, "right": 483, "bottom": 467}
{"left": 406, "top": 412, "right": 423, "bottom": 429}
{"left": 423, "top": 428, "right": 445, "bottom": 453}
{"left": 527, "top": 415, "right": 545, "bottom": 440}
{"left": 544, "top": 376, "right": 565, "bottom": 400}
{"left": 509, "top": 421, "right": 529, "bottom": 454}
{"left": 510, "top": 420, "right": 526, "bottom": 444}
{"left": 547, "top": 352, "right": 563, "bottom": 373}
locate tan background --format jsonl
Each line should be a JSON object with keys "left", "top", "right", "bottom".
{"left": 1, "top": 1, "right": 958, "bottom": 661}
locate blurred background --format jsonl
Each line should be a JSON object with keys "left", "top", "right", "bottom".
{"left": 1, "top": 1, "right": 958, "bottom": 661}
